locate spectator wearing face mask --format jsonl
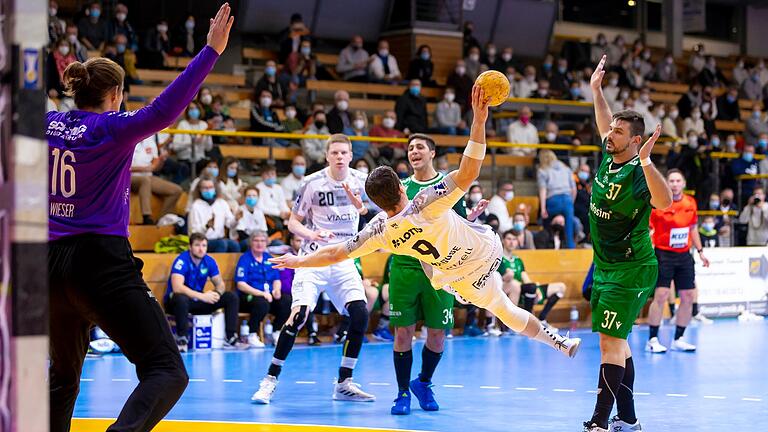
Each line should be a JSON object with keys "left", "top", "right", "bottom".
{"left": 216, "top": 157, "right": 245, "bottom": 212}
{"left": 188, "top": 160, "right": 221, "bottom": 208}
{"left": 654, "top": 52, "right": 678, "bottom": 83}
{"left": 142, "top": 19, "right": 171, "bottom": 69}
{"left": 369, "top": 39, "right": 401, "bottom": 84}
{"left": 188, "top": 176, "right": 240, "bottom": 253}
{"left": 538, "top": 54, "right": 555, "bottom": 82}
{"left": 644, "top": 104, "right": 665, "bottom": 136}
{"left": 487, "top": 180, "right": 515, "bottom": 233}
{"left": 48, "top": 1, "right": 66, "bottom": 44}
{"left": 434, "top": 87, "right": 466, "bottom": 136}
{"left": 698, "top": 216, "right": 719, "bottom": 248}
{"left": 465, "top": 184, "right": 488, "bottom": 223}
{"left": 699, "top": 56, "right": 726, "bottom": 88}
{"left": 327, "top": 90, "right": 352, "bottom": 134}
{"left": 77, "top": 2, "right": 108, "bottom": 50}
{"left": 682, "top": 107, "right": 705, "bottom": 136}
{"left": 717, "top": 86, "right": 741, "bottom": 121}
{"left": 731, "top": 57, "right": 749, "bottom": 86}
{"left": 257, "top": 164, "right": 290, "bottom": 233}
{"left": 565, "top": 81, "right": 585, "bottom": 101}
{"left": 542, "top": 121, "right": 571, "bottom": 163}
{"left": 506, "top": 105, "right": 538, "bottom": 157}
{"left": 235, "top": 187, "right": 268, "bottom": 250}
{"left": 533, "top": 79, "right": 551, "bottom": 99}
{"left": 534, "top": 214, "right": 567, "bottom": 250}
{"left": 730, "top": 144, "right": 761, "bottom": 207}
{"left": 64, "top": 23, "right": 88, "bottom": 62}
{"left": 740, "top": 68, "right": 763, "bottom": 101}
{"left": 407, "top": 45, "right": 436, "bottom": 87}
{"left": 447, "top": 59, "right": 473, "bottom": 111}
{"left": 549, "top": 58, "right": 572, "bottom": 97}
{"left": 169, "top": 103, "right": 212, "bottom": 170}
{"left": 46, "top": 37, "right": 77, "bottom": 100}
{"left": 255, "top": 60, "right": 285, "bottom": 106}
{"left": 106, "top": 3, "right": 137, "bottom": 51}
{"left": 337, "top": 35, "right": 369, "bottom": 82}
{"left": 343, "top": 110, "right": 371, "bottom": 161}
{"left": 590, "top": 33, "right": 608, "bottom": 64}
{"left": 250, "top": 89, "right": 284, "bottom": 146}
{"left": 515, "top": 65, "right": 538, "bottom": 99}
{"left": 510, "top": 213, "right": 536, "bottom": 250}
{"left": 662, "top": 104, "right": 681, "bottom": 140}
{"left": 492, "top": 47, "right": 519, "bottom": 74}
{"left": 756, "top": 133, "right": 768, "bottom": 156}
{"left": 688, "top": 44, "right": 706, "bottom": 79}
{"left": 745, "top": 105, "right": 768, "bottom": 146}
{"left": 669, "top": 130, "right": 714, "bottom": 205}
{"left": 464, "top": 46, "right": 482, "bottom": 80}
{"left": 281, "top": 155, "right": 307, "bottom": 207}
{"left": 481, "top": 43, "right": 498, "bottom": 69}
{"left": 677, "top": 83, "right": 703, "bottom": 120}
{"left": 394, "top": 160, "right": 411, "bottom": 180}
{"left": 369, "top": 110, "right": 405, "bottom": 166}
{"left": 281, "top": 105, "right": 303, "bottom": 134}
{"left": 395, "top": 79, "right": 428, "bottom": 134}
{"left": 302, "top": 111, "right": 331, "bottom": 172}
{"left": 738, "top": 186, "right": 768, "bottom": 245}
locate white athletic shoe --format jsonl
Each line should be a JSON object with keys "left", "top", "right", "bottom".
{"left": 554, "top": 332, "right": 581, "bottom": 358}
{"left": 645, "top": 337, "right": 667, "bottom": 354}
{"left": 693, "top": 313, "right": 713, "bottom": 325}
{"left": 738, "top": 311, "right": 765, "bottom": 322}
{"left": 332, "top": 378, "right": 376, "bottom": 402}
{"left": 484, "top": 326, "right": 502, "bottom": 337}
{"left": 248, "top": 333, "right": 265, "bottom": 348}
{"left": 251, "top": 375, "right": 278, "bottom": 404}
{"left": 609, "top": 415, "right": 642, "bottom": 431}
{"left": 583, "top": 422, "right": 608, "bottom": 432}
{"left": 671, "top": 338, "right": 696, "bottom": 352}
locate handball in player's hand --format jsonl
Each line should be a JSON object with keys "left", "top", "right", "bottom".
{"left": 474, "top": 70, "right": 510, "bottom": 106}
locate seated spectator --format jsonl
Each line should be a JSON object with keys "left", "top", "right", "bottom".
{"left": 446, "top": 59, "right": 473, "bottom": 110}
{"left": 493, "top": 46, "right": 518, "bottom": 74}
{"left": 407, "top": 44, "right": 436, "bottom": 86}
{"left": 368, "top": 39, "right": 401, "bottom": 84}
{"left": 741, "top": 68, "right": 763, "bottom": 101}
{"left": 512, "top": 212, "right": 536, "bottom": 250}
{"left": 644, "top": 104, "right": 665, "bottom": 136}
{"left": 549, "top": 58, "right": 572, "bottom": 96}
{"left": 574, "top": 163, "right": 591, "bottom": 236}
{"left": 188, "top": 159, "right": 221, "bottom": 202}
{"left": 576, "top": 67, "right": 594, "bottom": 102}
{"left": 130, "top": 134, "right": 182, "bottom": 224}
{"left": 501, "top": 229, "right": 519, "bottom": 258}
{"left": 188, "top": 175, "right": 240, "bottom": 252}
{"left": 368, "top": 110, "right": 405, "bottom": 165}
{"left": 688, "top": 43, "right": 706, "bottom": 79}
{"left": 254, "top": 60, "right": 285, "bottom": 107}
{"left": 142, "top": 19, "right": 171, "bottom": 69}
{"left": 717, "top": 86, "right": 741, "bottom": 121}
{"left": 151, "top": 132, "right": 189, "bottom": 185}
{"left": 502, "top": 253, "right": 566, "bottom": 329}
{"left": 105, "top": 3, "right": 137, "bottom": 51}
{"left": 353, "top": 158, "right": 371, "bottom": 174}
{"left": 534, "top": 214, "right": 567, "bottom": 249}
{"left": 699, "top": 56, "right": 726, "bottom": 88}
{"left": 48, "top": 1, "right": 66, "bottom": 45}
{"left": 739, "top": 186, "right": 768, "bottom": 245}
{"left": 395, "top": 79, "right": 428, "bottom": 134}
{"left": 394, "top": 160, "right": 410, "bottom": 180}
{"left": 46, "top": 38, "right": 77, "bottom": 100}
{"left": 235, "top": 231, "right": 288, "bottom": 347}
{"left": 757, "top": 133, "right": 768, "bottom": 155}
{"left": 662, "top": 104, "right": 681, "bottom": 140}
{"left": 327, "top": 90, "right": 352, "bottom": 134}
{"left": 506, "top": 106, "right": 538, "bottom": 156}
{"left": 434, "top": 87, "right": 466, "bottom": 136}
{"left": 257, "top": 164, "right": 291, "bottom": 233}
{"left": 281, "top": 104, "right": 303, "bottom": 134}
{"left": 207, "top": 95, "right": 231, "bottom": 126}
{"left": 677, "top": 82, "right": 703, "bottom": 120}
{"left": 542, "top": 121, "right": 572, "bottom": 162}
{"left": 164, "top": 233, "right": 244, "bottom": 352}
{"left": 337, "top": 35, "right": 369, "bottom": 82}
{"left": 195, "top": 87, "right": 214, "bottom": 118}
{"left": 343, "top": 110, "right": 370, "bottom": 161}
{"left": 533, "top": 79, "right": 550, "bottom": 98}
{"left": 634, "top": 87, "right": 652, "bottom": 113}
{"left": 481, "top": 42, "right": 498, "bottom": 68}
{"left": 465, "top": 183, "right": 487, "bottom": 223}
{"left": 217, "top": 157, "right": 245, "bottom": 211}
{"left": 729, "top": 144, "right": 760, "bottom": 207}
{"left": 462, "top": 20, "right": 481, "bottom": 56}
{"left": 64, "top": 23, "right": 88, "bottom": 62}
{"left": 278, "top": 13, "right": 310, "bottom": 64}
{"left": 302, "top": 111, "right": 330, "bottom": 172}
{"left": 746, "top": 104, "right": 768, "bottom": 146}
{"left": 637, "top": 48, "right": 653, "bottom": 77}
{"left": 487, "top": 180, "right": 515, "bottom": 232}
{"left": 235, "top": 186, "right": 268, "bottom": 250}
{"left": 537, "top": 149, "right": 576, "bottom": 249}
{"left": 565, "top": 80, "right": 585, "bottom": 101}
{"left": 539, "top": 54, "right": 554, "bottom": 82}
{"left": 280, "top": 155, "right": 307, "bottom": 206}
{"left": 682, "top": 107, "right": 705, "bottom": 136}
{"left": 250, "top": 89, "right": 285, "bottom": 146}
{"left": 757, "top": 59, "right": 768, "bottom": 86}
{"left": 590, "top": 33, "right": 608, "bottom": 64}
{"left": 653, "top": 52, "right": 678, "bottom": 83}
{"left": 111, "top": 34, "right": 139, "bottom": 84}
{"left": 732, "top": 57, "right": 749, "bottom": 86}
{"left": 173, "top": 15, "right": 204, "bottom": 57}
{"left": 77, "top": 2, "right": 108, "bottom": 50}
{"left": 169, "top": 103, "right": 212, "bottom": 170}
{"left": 515, "top": 65, "right": 538, "bottom": 99}
{"left": 464, "top": 45, "right": 482, "bottom": 80}
{"left": 284, "top": 38, "right": 318, "bottom": 87}
{"left": 700, "top": 86, "right": 718, "bottom": 130}
{"left": 699, "top": 215, "right": 719, "bottom": 248}
{"left": 607, "top": 35, "right": 627, "bottom": 66}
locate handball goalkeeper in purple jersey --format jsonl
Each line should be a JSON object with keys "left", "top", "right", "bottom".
{"left": 46, "top": 4, "right": 233, "bottom": 432}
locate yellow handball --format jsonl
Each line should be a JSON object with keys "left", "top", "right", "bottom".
{"left": 474, "top": 70, "right": 511, "bottom": 106}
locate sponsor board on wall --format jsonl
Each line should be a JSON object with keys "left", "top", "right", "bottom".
{"left": 694, "top": 247, "right": 768, "bottom": 316}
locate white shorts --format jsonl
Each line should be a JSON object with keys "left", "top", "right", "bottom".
{"left": 291, "top": 259, "right": 366, "bottom": 314}
{"left": 444, "top": 252, "right": 504, "bottom": 309}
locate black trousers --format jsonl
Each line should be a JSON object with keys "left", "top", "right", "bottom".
{"left": 239, "top": 292, "right": 291, "bottom": 332}
{"left": 49, "top": 235, "right": 188, "bottom": 432}
{"left": 164, "top": 291, "right": 239, "bottom": 340}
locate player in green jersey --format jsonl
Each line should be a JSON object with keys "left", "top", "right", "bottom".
{"left": 583, "top": 55, "right": 673, "bottom": 432}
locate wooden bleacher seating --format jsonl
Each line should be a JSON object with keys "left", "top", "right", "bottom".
{"left": 129, "top": 192, "right": 188, "bottom": 225}
{"left": 164, "top": 56, "right": 193, "bottom": 69}
{"left": 129, "top": 225, "right": 175, "bottom": 252}
{"left": 507, "top": 196, "right": 540, "bottom": 223}
{"left": 219, "top": 144, "right": 302, "bottom": 161}
{"left": 714, "top": 120, "right": 745, "bottom": 132}
{"left": 136, "top": 69, "right": 246, "bottom": 87}
{"left": 307, "top": 80, "right": 443, "bottom": 99}
{"left": 445, "top": 153, "right": 535, "bottom": 168}
{"left": 130, "top": 85, "right": 252, "bottom": 103}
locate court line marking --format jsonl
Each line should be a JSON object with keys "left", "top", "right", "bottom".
{"left": 480, "top": 386, "right": 501, "bottom": 389}
{"left": 586, "top": 390, "right": 598, "bottom": 394}
{"left": 553, "top": 389, "right": 576, "bottom": 392}
{"left": 295, "top": 381, "right": 317, "bottom": 384}
{"left": 368, "top": 382, "right": 391, "bottom": 386}
{"left": 189, "top": 379, "right": 206, "bottom": 382}
{"left": 111, "top": 378, "right": 131, "bottom": 382}
{"left": 80, "top": 378, "right": 94, "bottom": 382}
{"left": 222, "top": 379, "right": 243, "bottom": 383}
{"left": 634, "top": 392, "right": 651, "bottom": 396}
{"left": 666, "top": 393, "right": 688, "bottom": 397}
{"left": 72, "top": 418, "right": 435, "bottom": 432}
{"left": 442, "top": 384, "right": 464, "bottom": 388}
{"left": 515, "top": 387, "right": 537, "bottom": 391}
{"left": 742, "top": 397, "right": 762, "bottom": 402}
{"left": 703, "top": 395, "right": 726, "bottom": 399}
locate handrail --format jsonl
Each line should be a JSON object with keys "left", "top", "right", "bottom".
{"left": 698, "top": 210, "right": 739, "bottom": 216}
{"left": 506, "top": 97, "right": 593, "bottom": 108}
{"left": 736, "top": 174, "right": 768, "bottom": 180}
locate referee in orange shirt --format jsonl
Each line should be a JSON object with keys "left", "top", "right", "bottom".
{"left": 646, "top": 169, "right": 710, "bottom": 353}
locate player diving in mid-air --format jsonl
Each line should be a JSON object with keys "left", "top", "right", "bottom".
{"left": 270, "top": 85, "right": 582, "bottom": 361}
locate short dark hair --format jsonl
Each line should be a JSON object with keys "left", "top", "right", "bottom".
{"left": 407, "top": 133, "right": 436, "bottom": 151}
{"left": 189, "top": 232, "right": 207, "bottom": 245}
{"left": 365, "top": 166, "right": 402, "bottom": 211}
{"left": 666, "top": 168, "right": 684, "bottom": 179}
{"left": 497, "top": 179, "right": 513, "bottom": 190}
{"left": 611, "top": 109, "right": 645, "bottom": 139}
{"left": 261, "top": 163, "right": 276, "bottom": 174}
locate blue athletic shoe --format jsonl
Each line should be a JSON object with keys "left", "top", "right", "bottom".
{"left": 390, "top": 390, "right": 411, "bottom": 415}
{"left": 410, "top": 377, "right": 439, "bottom": 411}
{"left": 372, "top": 327, "right": 394, "bottom": 342}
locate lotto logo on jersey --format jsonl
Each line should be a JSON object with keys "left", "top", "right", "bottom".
{"left": 432, "top": 182, "right": 447, "bottom": 196}
{"left": 391, "top": 227, "right": 423, "bottom": 248}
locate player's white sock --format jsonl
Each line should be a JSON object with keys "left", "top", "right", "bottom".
{"left": 532, "top": 321, "right": 561, "bottom": 349}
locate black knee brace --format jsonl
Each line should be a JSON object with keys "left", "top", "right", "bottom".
{"left": 521, "top": 283, "right": 537, "bottom": 313}
{"left": 346, "top": 300, "right": 369, "bottom": 335}
{"left": 283, "top": 305, "right": 308, "bottom": 336}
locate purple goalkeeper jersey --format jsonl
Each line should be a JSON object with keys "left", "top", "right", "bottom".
{"left": 47, "top": 46, "right": 219, "bottom": 241}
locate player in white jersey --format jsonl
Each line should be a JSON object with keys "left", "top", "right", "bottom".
{"left": 271, "top": 87, "right": 581, "bottom": 360}
{"left": 251, "top": 134, "right": 375, "bottom": 404}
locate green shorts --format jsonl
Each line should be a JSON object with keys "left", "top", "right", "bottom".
{"left": 591, "top": 264, "right": 657, "bottom": 339}
{"left": 389, "top": 266, "right": 454, "bottom": 329}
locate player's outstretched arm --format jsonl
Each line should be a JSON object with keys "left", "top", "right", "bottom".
{"left": 452, "top": 84, "right": 490, "bottom": 191}
{"left": 269, "top": 243, "right": 349, "bottom": 269}
{"left": 590, "top": 55, "right": 612, "bottom": 140}
{"left": 639, "top": 125, "right": 673, "bottom": 209}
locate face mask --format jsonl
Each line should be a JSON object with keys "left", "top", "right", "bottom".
{"left": 397, "top": 171, "right": 409, "bottom": 179}
{"left": 260, "top": 97, "right": 272, "bottom": 108}
{"left": 382, "top": 118, "right": 395, "bottom": 128}
{"left": 245, "top": 196, "right": 258, "bottom": 207}
{"left": 90, "top": 9, "right": 101, "bottom": 18}
{"left": 207, "top": 167, "right": 219, "bottom": 178}
{"left": 726, "top": 139, "right": 737, "bottom": 149}
{"left": 520, "top": 115, "right": 530, "bottom": 125}
{"left": 409, "top": 86, "right": 421, "bottom": 96}
{"left": 278, "top": 110, "right": 293, "bottom": 121}
{"left": 546, "top": 132, "right": 557, "bottom": 142}
{"left": 378, "top": 49, "right": 389, "bottom": 57}
{"left": 570, "top": 88, "right": 581, "bottom": 97}
{"left": 186, "top": 20, "right": 195, "bottom": 30}
{"left": 507, "top": 74, "right": 515, "bottom": 82}
{"left": 710, "top": 200, "right": 720, "bottom": 209}
{"left": 688, "top": 136, "right": 698, "bottom": 148}
{"left": 200, "top": 94, "right": 212, "bottom": 105}
{"left": 353, "top": 119, "right": 365, "bottom": 130}
{"left": 513, "top": 221, "right": 526, "bottom": 232}
{"left": 640, "top": 94, "right": 650, "bottom": 102}
{"left": 702, "top": 222, "right": 715, "bottom": 231}
{"left": 456, "top": 66, "right": 466, "bottom": 75}
{"left": 691, "top": 112, "right": 701, "bottom": 120}
{"left": 188, "top": 108, "right": 200, "bottom": 120}
{"left": 265, "top": 66, "right": 276, "bottom": 77}
{"left": 759, "top": 139, "right": 768, "bottom": 148}
{"left": 669, "top": 110, "right": 679, "bottom": 119}
{"left": 469, "top": 54, "right": 479, "bottom": 62}
{"left": 227, "top": 168, "right": 237, "bottom": 178}
{"left": 542, "top": 62, "right": 552, "bottom": 71}
{"left": 711, "top": 138, "right": 720, "bottom": 147}
{"left": 643, "top": 51, "right": 651, "bottom": 60}
{"left": 609, "top": 78, "right": 618, "bottom": 87}
{"left": 336, "top": 100, "right": 348, "bottom": 111}
{"left": 657, "top": 110, "right": 666, "bottom": 118}
{"left": 551, "top": 224, "right": 564, "bottom": 233}
{"left": 504, "top": 191, "right": 514, "bottom": 201}
{"left": 470, "top": 193, "right": 482, "bottom": 203}
{"left": 157, "top": 25, "right": 168, "bottom": 33}
{"left": 58, "top": 45, "right": 70, "bottom": 56}
{"left": 743, "top": 152, "right": 754, "bottom": 162}
{"left": 444, "top": 93, "right": 455, "bottom": 103}
{"left": 420, "top": 52, "right": 430, "bottom": 61}
{"left": 578, "top": 171, "right": 590, "bottom": 182}
{"left": 116, "top": 13, "right": 127, "bottom": 22}
{"left": 264, "top": 177, "right": 277, "bottom": 186}
{"left": 356, "top": 166, "right": 369, "bottom": 174}
{"left": 50, "top": 7, "right": 57, "bottom": 16}
{"left": 558, "top": 66, "right": 567, "bottom": 74}
{"left": 67, "top": 34, "right": 78, "bottom": 44}
{"left": 300, "top": 47, "right": 311, "bottom": 56}
{"left": 727, "top": 95, "right": 736, "bottom": 103}
{"left": 502, "top": 53, "right": 512, "bottom": 62}
{"left": 620, "top": 91, "right": 630, "bottom": 100}
{"left": 293, "top": 165, "right": 306, "bottom": 177}
{"left": 753, "top": 111, "right": 761, "bottom": 119}
{"left": 487, "top": 48, "right": 497, "bottom": 56}
{"left": 116, "top": 44, "right": 126, "bottom": 54}
{"left": 537, "top": 89, "right": 548, "bottom": 97}
{"left": 314, "top": 120, "right": 326, "bottom": 129}
{"left": 201, "top": 190, "right": 215, "bottom": 200}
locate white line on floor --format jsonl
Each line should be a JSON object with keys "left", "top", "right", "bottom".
{"left": 586, "top": 390, "right": 598, "bottom": 394}
{"left": 515, "top": 387, "right": 537, "bottom": 391}
{"left": 442, "top": 384, "right": 464, "bottom": 388}
{"left": 188, "top": 379, "right": 206, "bottom": 382}
{"left": 666, "top": 393, "right": 688, "bottom": 397}
{"left": 80, "top": 378, "right": 94, "bottom": 382}
{"left": 703, "top": 395, "right": 726, "bottom": 399}
{"left": 111, "top": 378, "right": 131, "bottom": 382}
{"left": 369, "top": 382, "right": 391, "bottom": 386}
{"left": 295, "top": 381, "right": 316, "bottom": 384}
{"left": 742, "top": 397, "right": 762, "bottom": 402}
{"left": 222, "top": 379, "right": 243, "bottom": 383}
{"left": 553, "top": 389, "right": 576, "bottom": 392}
{"left": 480, "top": 386, "right": 501, "bottom": 389}
{"left": 635, "top": 392, "right": 651, "bottom": 396}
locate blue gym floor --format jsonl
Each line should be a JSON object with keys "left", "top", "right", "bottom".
{"left": 75, "top": 320, "right": 766, "bottom": 431}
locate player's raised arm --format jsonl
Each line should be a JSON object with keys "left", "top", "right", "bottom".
{"left": 639, "top": 125, "right": 673, "bottom": 209}
{"left": 451, "top": 85, "right": 490, "bottom": 191}
{"left": 590, "top": 55, "right": 612, "bottom": 141}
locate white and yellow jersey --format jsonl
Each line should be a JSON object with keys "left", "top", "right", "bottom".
{"left": 293, "top": 167, "right": 367, "bottom": 255}
{"left": 346, "top": 173, "right": 501, "bottom": 290}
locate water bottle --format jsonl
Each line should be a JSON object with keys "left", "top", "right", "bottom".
{"left": 240, "top": 320, "right": 249, "bottom": 343}
{"left": 264, "top": 319, "right": 274, "bottom": 345}
{"left": 570, "top": 306, "right": 579, "bottom": 332}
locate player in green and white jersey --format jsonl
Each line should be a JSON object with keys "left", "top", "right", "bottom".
{"left": 583, "top": 55, "right": 673, "bottom": 432}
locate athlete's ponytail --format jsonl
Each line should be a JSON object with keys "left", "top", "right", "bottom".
{"left": 63, "top": 57, "right": 124, "bottom": 109}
